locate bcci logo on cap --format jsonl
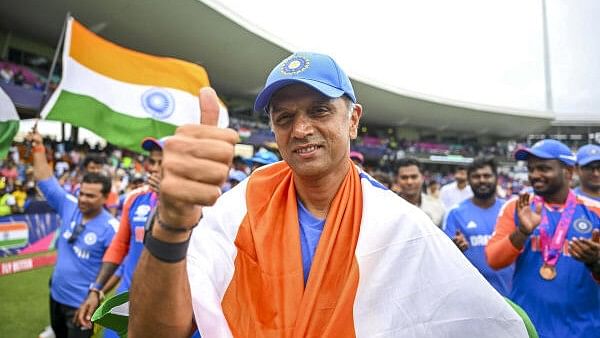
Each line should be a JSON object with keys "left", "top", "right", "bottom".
{"left": 281, "top": 56, "right": 310, "bottom": 75}
{"left": 142, "top": 88, "right": 175, "bottom": 120}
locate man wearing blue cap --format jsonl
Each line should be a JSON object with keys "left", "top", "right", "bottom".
{"left": 249, "top": 148, "right": 279, "bottom": 171}
{"left": 487, "top": 139, "right": 600, "bottom": 338}
{"left": 75, "top": 137, "right": 163, "bottom": 336}
{"left": 128, "top": 53, "right": 531, "bottom": 337}
{"left": 575, "top": 144, "right": 600, "bottom": 201}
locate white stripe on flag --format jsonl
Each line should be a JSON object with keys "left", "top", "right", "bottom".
{"left": 46, "top": 58, "right": 201, "bottom": 126}
{"left": 0, "top": 229, "right": 28, "bottom": 240}
{"left": 109, "top": 301, "right": 130, "bottom": 317}
{"left": 0, "top": 87, "right": 18, "bottom": 122}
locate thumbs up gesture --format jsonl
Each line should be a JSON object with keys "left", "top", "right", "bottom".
{"left": 453, "top": 229, "right": 469, "bottom": 252}
{"left": 156, "top": 87, "right": 239, "bottom": 239}
{"left": 570, "top": 229, "right": 600, "bottom": 273}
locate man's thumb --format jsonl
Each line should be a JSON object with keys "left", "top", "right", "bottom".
{"left": 199, "top": 87, "right": 220, "bottom": 126}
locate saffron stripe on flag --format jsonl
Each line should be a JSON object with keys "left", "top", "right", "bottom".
{"left": 53, "top": 58, "right": 203, "bottom": 126}
{"left": 68, "top": 19, "right": 208, "bottom": 96}
{"left": 0, "top": 223, "right": 28, "bottom": 232}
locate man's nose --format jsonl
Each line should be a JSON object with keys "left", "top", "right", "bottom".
{"left": 291, "top": 114, "right": 314, "bottom": 139}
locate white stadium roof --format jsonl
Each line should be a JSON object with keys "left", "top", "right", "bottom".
{"left": 1, "top": 0, "right": 598, "bottom": 138}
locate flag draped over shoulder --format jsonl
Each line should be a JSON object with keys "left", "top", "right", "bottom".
{"left": 0, "top": 87, "right": 19, "bottom": 159}
{"left": 40, "top": 17, "right": 228, "bottom": 153}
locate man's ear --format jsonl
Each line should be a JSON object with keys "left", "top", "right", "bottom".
{"left": 349, "top": 104, "right": 363, "bottom": 140}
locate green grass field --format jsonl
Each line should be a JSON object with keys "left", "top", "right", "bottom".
{"left": 0, "top": 265, "right": 108, "bottom": 338}
{"left": 0, "top": 266, "right": 53, "bottom": 338}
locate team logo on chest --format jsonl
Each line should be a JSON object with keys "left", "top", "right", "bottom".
{"left": 133, "top": 204, "right": 152, "bottom": 222}
{"left": 573, "top": 217, "right": 592, "bottom": 234}
{"left": 84, "top": 232, "right": 97, "bottom": 246}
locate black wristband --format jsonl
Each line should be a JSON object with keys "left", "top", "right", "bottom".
{"left": 517, "top": 226, "right": 532, "bottom": 237}
{"left": 144, "top": 230, "right": 191, "bottom": 263}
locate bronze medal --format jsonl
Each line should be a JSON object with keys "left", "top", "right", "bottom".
{"left": 539, "top": 264, "right": 556, "bottom": 281}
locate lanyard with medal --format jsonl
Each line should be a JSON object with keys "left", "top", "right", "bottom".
{"left": 534, "top": 190, "right": 577, "bottom": 281}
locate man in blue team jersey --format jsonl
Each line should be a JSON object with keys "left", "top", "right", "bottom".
{"left": 29, "top": 131, "right": 118, "bottom": 338}
{"left": 444, "top": 157, "right": 513, "bottom": 296}
{"left": 75, "top": 137, "right": 163, "bottom": 337}
{"left": 486, "top": 139, "right": 600, "bottom": 338}
{"left": 575, "top": 144, "right": 600, "bottom": 201}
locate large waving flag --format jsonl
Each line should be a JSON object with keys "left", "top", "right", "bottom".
{"left": 0, "top": 87, "right": 19, "bottom": 159}
{"left": 40, "top": 17, "right": 228, "bottom": 152}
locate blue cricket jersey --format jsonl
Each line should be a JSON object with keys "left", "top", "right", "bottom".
{"left": 493, "top": 194, "right": 600, "bottom": 338}
{"left": 297, "top": 199, "right": 325, "bottom": 285}
{"left": 574, "top": 187, "right": 600, "bottom": 202}
{"left": 443, "top": 198, "right": 514, "bottom": 296}
{"left": 38, "top": 177, "right": 117, "bottom": 308}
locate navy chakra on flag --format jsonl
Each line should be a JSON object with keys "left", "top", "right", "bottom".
{"left": 281, "top": 56, "right": 310, "bottom": 75}
{"left": 142, "top": 88, "right": 175, "bottom": 119}
{"left": 573, "top": 217, "right": 592, "bottom": 234}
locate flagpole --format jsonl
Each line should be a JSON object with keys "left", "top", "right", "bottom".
{"left": 541, "top": 0, "right": 553, "bottom": 112}
{"left": 40, "top": 11, "right": 70, "bottom": 112}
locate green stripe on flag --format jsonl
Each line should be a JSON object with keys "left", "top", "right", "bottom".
{"left": 45, "top": 91, "right": 176, "bottom": 153}
{"left": 505, "top": 297, "right": 538, "bottom": 338}
{"left": 0, "top": 120, "right": 19, "bottom": 159}
{"left": 0, "top": 238, "right": 28, "bottom": 250}
{"left": 93, "top": 291, "right": 130, "bottom": 338}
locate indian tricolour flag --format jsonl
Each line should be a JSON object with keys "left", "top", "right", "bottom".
{"left": 41, "top": 17, "right": 228, "bottom": 152}
{"left": 0, "top": 222, "right": 29, "bottom": 250}
{"left": 92, "top": 291, "right": 129, "bottom": 338}
{"left": 0, "top": 87, "right": 19, "bottom": 159}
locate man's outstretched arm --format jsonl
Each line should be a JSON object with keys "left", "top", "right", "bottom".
{"left": 128, "top": 87, "right": 238, "bottom": 338}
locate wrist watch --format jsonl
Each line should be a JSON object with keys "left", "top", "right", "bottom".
{"left": 88, "top": 283, "right": 105, "bottom": 301}
{"left": 143, "top": 208, "right": 192, "bottom": 263}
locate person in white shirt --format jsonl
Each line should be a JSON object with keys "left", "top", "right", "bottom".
{"left": 396, "top": 158, "right": 445, "bottom": 227}
{"left": 440, "top": 165, "right": 473, "bottom": 209}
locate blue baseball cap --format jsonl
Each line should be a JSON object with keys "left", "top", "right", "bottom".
{"left": 514, "top": 139, "right": 576, "bottom": 166}
{"left": 141, "top": 137, "right": 168, "bottom": 151}
{"left": 250, "top": 149, "right": 279, "bottom": 165}
{"left": 228, "top": 170, "right": 247, "bottom": 183}
{"left": 254, "top": 52, "right": 357, "bottom": 113}
{"left": 577, "top": 144, "right": 600, "bottom": 166}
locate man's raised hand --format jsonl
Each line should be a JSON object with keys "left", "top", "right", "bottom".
{"left": 157, "top": 87, "right": 239, "bottom": 235}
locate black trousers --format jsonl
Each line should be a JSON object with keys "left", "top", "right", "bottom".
{"left": 49, "top": 296, "right": 93, "bottom": 338}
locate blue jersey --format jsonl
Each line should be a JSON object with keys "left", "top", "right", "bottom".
{"left": 491, "top": 193, "right": 600, "bottom": 338}
{"left": 574, "top": 187, "right": 600, "bottom": 202}
{"left": 104, "top": 187, "right": 156, "bottom": 292}
{"left": 443, "top": 198, "right": 514, "bottom": 296}
{"left": 297, "top": 199, "right": 325, "bottom": 285}
{"left": 38, "top": 177, "right": 117, "bottom": 308}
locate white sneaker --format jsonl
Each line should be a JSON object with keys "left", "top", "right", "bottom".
{"left": 38, "top": 326, "right": 55, "bottom": 338}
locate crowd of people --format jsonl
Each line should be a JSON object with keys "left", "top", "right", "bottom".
{"left": 1, "top": 52, "right": 599, "bottom": 338}
{"left": 1, "top": 60, "right": 48, "bottom": 91}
